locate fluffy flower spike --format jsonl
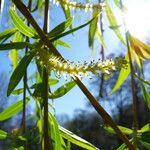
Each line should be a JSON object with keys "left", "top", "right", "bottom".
{"left": 51, "top": 0, "right": 105, "bottom": 12}
{"left": 36, "top": 48, "right": 127, "bottom": 79}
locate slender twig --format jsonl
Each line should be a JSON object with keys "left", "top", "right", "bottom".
{"left": 12, "top": 0, "right": 135, "bottom": 149}
{"left": 22, "top": 0, "right": 32, "bottom": 149}
{"left": 120, "top": 0, "right": 139, "bottom": 147}
{"left": 98, "top": 0, "right": 105, "bottom": 98}
{"left": 42, "top": 0, "right": 52, "bottom": 149}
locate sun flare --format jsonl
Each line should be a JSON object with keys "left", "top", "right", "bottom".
{"left": 125, "top": 0, "right": 150, "bottom": 39}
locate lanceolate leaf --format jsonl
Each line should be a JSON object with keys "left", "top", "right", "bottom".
{"left": 48, "top": 113, "right": 62, "bottom": 150}
{"left": 88, "top": 9, "right": 99, "bottom": 48}
{"left": 7, "top": 50, "right": 36, "bottom": 96}
{"left": 138, "top": 133, "right": 150, "bottom": 150}
{"left": 138, "top": 123, "right": 150, "bottom": 133}
{"left": 49, "top": 81, "right": 76, "bottom": 99}
{"left": 129, "top": 35, "right": 150, "bottom": 59}
{"left": 102, "top": 125, "right": 133, "bottom": 135}
{"left": 10, "top": 32, "right": 23, "bottom": 69}
{"left": 0, "top": 130, "right": 8, "bottom": 140}
{"left": 96, "top": 30, "right": 106, "bottom": 48}
{"left": 60, "top": 1, "right": 73, "bottom": 30}
{"left": 48, "top": 17, "right": 73, "bottom": 38}
{"left": 50, "top": 16, "right": 98, "bottom": 42}
{"left": 0, "top": 42, "right": 31, "bottom": 50}
{"left": 0, "top": 99, "right": 29, "bottom": 121}
{"left": 53, "top": 39, "right": 71, "bottom": 48}
{"left": 59, "top": 126, "right": 99, "bottom": 150}
{"left": 9, "top": 8, "right": 37, "bottom": 38}
{"left": 141, "top": 83, "right": 150, "bottom": 109}
{"left": 111, "top": 54, "right": 130, "bottom": 94}
{"left": 105, "top": 1, "right": 125, "bottom": 45}
{"left": 0, "top": 28, "right": 17, "bottom": 42}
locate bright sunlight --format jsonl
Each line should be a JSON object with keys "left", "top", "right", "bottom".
{"left": 125, "top": 0, "right": 150, "bottom": 39}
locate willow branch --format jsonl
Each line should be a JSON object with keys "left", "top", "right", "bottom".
{"left": 12, "top": 0, "right": 135, "bottom": 149}
{"left": 42, "top": 0, "right": 52, "bottom": 149}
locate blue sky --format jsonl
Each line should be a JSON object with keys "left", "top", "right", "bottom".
{"left": 1, "top": 0, "right": 150, "bottom": 118}
{"left": 0, "top": 0, "right": 124, "bottom": 118}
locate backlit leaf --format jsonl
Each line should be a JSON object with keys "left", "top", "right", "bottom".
{"left": 102, "top": 125, "right": 133, "bottom": 135}
{"left": 9, "top": 8, "right": 37, "bottom": 38}
{"left": 141, "top": 83, "right": 150, "bottom": 109}
{"left": 59, "top": 126, "right": 99, "bottom": 150}
{"left": 7, "top": 50, "right": 36, "bottom": 96}
{"left": 0, "top": 130, "right": 7, "bottom": 139}
{"left": 0, "top": 28, "right": 17, "bottom": 42}
{"left": 0, "top": 42, "right": 31, "bottom": 50}
{"left": 49, "top": 81, "right": 76, "bottom": 99}
{"left": 48, "top": 113, "right": 62, "bottom": 150}
{"left": 0, "top": 99, "right": 29, "bottom": 121}
{"left": 111, "top": 53, "right": 130, "bottom": 94}
{"left": 48, "top": 17, "right": 73, "bottom": 38}
{"left": 105, "top": 1, "right": 125, "bottom": 44}
{"left": 50, "top": 16, "right": 98, "bottom": 42}
{"left": 138, "top": 123, "right": 150, "bottom": 133}
{"left": 96, "top": 30, "right": 106, "bottom": 48}
{"left": 88, "top": 9, "right": 99, "bottom": 48}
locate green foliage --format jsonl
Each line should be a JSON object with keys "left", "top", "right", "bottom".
{"left": 0, "top": 130, "right": 8, "bottom": 140}
{"left": 0, "top": 99, "right": 29, "bottom": 121}
{"left": 7, "top": 50, "right": 36, "bottom": 96}
{"left": 1, "top": 0, "right": 150, "bottom": 149}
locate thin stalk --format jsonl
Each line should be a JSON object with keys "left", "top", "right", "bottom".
{"left": 22, "top": 0, "right": 32, "bottom": 149}
{"left": 12, "top": 0, "right": 135, "bottom": 149}
{"left": 42, "top": 0, "right": 52, "bottom": 150}
{"left": 120, "top": 0, "right": 139, "bottom": 147}
{"left": 98, "top": 0, "right": 105, "bottom": 98}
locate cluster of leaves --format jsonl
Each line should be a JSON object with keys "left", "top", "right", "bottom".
{"left": 0, "top": 0, "right": 150, "bottom": 149}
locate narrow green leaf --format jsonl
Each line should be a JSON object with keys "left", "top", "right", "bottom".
{"left": 111, "top": 54, "right": 130, "bottom": 94}
{"left": 0, "top": 28, "right": 17, "bottom": 42}
{"left": 0, "top": 130, "right": 7, "bottom": 139}
{"left": 53, "top": 39, "right": 71, "bottom": 48}
{"left": 141, "top": 84, "right": 150, "bottom": 109}
{"left": 32, "top": 0, "right": 43, "bottom": 12}
{"left": 59, "top": 126, "right": 99, "bottom": 150}
{"left": 138, "top": 133, "right": 150, "bottom": 149}
{"left": 48, "top": 113, "right": 62, "bottom": 150}
{"left": 102, "top": 125, "right": 133, "bottom": 135}
{"left": 105, "top": 2, "right": 125, "bottom": 44}
{"left": 12, "top": 88, "right": 24, "bottom": 95}
{"left": 31, "top": 78, "right": 59, "bottom": 89}
{"left": 7, "top": 50, "right": 36, "bottom": 96}
{"left": 0, "top": 99, "right": 29, "bottom": 121}
{"left": 60, "top": 2, "right": 73, "bottom": 30}
{"left": 0, "top": 42, "right": 31, "bottom": 50}
{"left": 88, "top": 9, "right": 99, "bottom": 48}
{"left": 50, "top": 16, "right": 98, "bottom": 42}
{"left": 48, "top": 17, "right": 73, "bottom": 38}
{"left": 117, "top": 143, "right": 127, "bottom": 150}
{"left": 138, "top": 123, "right": 150, "bottom": 133}
{"left": 9, "top": 8, "right": 37, "bottom": 38}
{"left": 134, "top": 73, "right": 150, "bottom": 85}
{"left": 49, "top": 81, "right": 76, "bottom": 99}
{"left": 12, "top": 146, "right": 24, "bottom": 150}
{"left": 96, "top": 30, "right": 106, "bottom": 48}
{"left": 10, "top": 32, "right": 23, "bottom": 69}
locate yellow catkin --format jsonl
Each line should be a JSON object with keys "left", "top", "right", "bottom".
{"left": 36, "top": 48, "right": 127, "bottom": 79}
{"left": 51, "top": 0, "right": 105, "bottom": 12}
